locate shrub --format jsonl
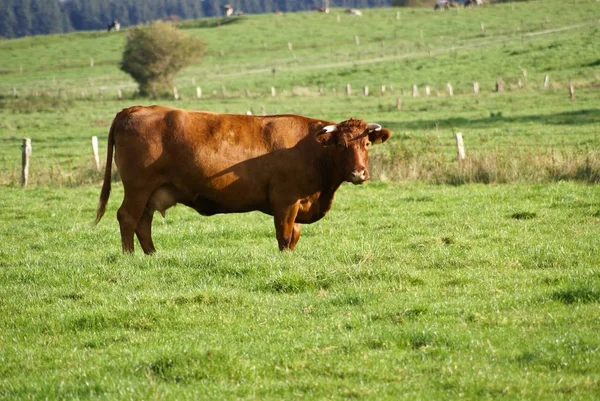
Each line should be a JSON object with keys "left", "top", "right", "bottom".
{"left": 120, "top": 21, "right": 205, "bottom": 97}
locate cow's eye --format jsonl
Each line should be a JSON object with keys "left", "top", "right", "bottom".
{"left": 365, "top": 141, "right": 372, "bottom": 148}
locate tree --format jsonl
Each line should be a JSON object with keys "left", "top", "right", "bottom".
{"left": 0, "top": 0, "right": 18, "bottom": 38}
{"left": 120, "top": 21, "right": 205, "bottom": 97}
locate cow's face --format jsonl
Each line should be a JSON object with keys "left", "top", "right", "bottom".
{"left": 315, "top": 118, "right": 391, "bottom": 185}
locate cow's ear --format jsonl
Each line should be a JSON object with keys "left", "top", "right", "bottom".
{"left": 314, "top": 125, "right": 337, "bottom": 147}
{"left": 369, "top": 128, "right": 391, "bottom": 145}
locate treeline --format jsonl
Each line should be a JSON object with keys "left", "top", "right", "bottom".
{"left": 0, "top": 0, "right": 391, "bottom": 39}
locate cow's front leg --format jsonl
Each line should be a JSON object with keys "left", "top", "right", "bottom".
{"left": 273, "top": 201, "right": 300, "bottom": 251}
{"left": 289, "top": 223, "right": 302, "bottom": 250}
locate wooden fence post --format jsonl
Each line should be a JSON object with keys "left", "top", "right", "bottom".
{"left": 117, "top": 88, "right": 123, "bottom": 100}
{"left": 196, "top": 87, "right": 202, "bottom": 99}
{"left": 544, "top": 75, "right": 549, "bottom": 88}
{"left": 396, "top": 97, "right": 402, "bottom": 111}
{"left": 519, "top": 66, "right": 527, "bottom": 82}
{"left": 346, "top": 83, "right": 351, "bottom": 96}
{"left": 447, "top": 83, "right": 454, "bottom": 97}
{"left": 355, "top": 35, "right": 360, "bottom": 46}
{"left": 455, "top": 133, "right": 465, "bottom": 161}
{"left": 569, "top": 80, "right": 575, "bottom": 100}
{"left": 363, "top": 86, "right": 369, "bottom": 96}
{"left": 288, "top": 42, "right": 293, "bottom": 51}
{"left": 22, "top": 138, "right": 32, "bottom": 187}
{"left": 496, "top": 78, "right": 504, "bottom": 93}
{"left": 473, "top": 82, "right": 479, "bottom": 94}
{"left": 425, "top": 85, "right": 431, "bottom": 96}
{"left": 90, "top": 58, "right": 94, "bottom": 67}
{"left": 271, "top": 86, "right": 276, "bottom": 97}
{"left": 91, "top": 136, "right": 100, "bottom": 171}
{"left": 412, "top": 84, "right": 418, "bottom": 97}
{"left": 12, "top": 87, "right": 17, "bottom": 97}
{"left": 173, "top": 87, "right": 179, "bottom": 100}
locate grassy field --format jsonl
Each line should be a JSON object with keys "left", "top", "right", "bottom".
{"left": 1, "top": 182, "right": 599, "bottom": 399}
{"left": 1, "top": 0, "right": 600, "bottom": 399}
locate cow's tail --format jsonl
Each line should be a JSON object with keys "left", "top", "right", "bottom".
{"left": 94, "top": 116, "right": 117, "bottom": 225}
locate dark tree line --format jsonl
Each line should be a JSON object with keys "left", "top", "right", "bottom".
{"left": 0, "top": 0, "right": 391, "bottom": 39}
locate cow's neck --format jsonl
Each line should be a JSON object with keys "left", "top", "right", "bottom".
{"left": 315, "top": 148, "right": 345, "bottom": 207}
{"left": 319, "top": 148, "right": 345, "bottom": 192}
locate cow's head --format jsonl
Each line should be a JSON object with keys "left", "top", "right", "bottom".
{"left": 314, "top": 118, "right": 391, "bottom": 185}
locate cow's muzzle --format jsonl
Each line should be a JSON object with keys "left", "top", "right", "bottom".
{"left": 349, "top": 169, "right": 369, "bottom": 185}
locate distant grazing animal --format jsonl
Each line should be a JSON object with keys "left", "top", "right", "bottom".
{"left": 464, "top": 0, "right": 483, "bottom": 6}
{"left": 317, "top": 7, "right": 329, "bottom": 13}
{"left": 95, "top": 106, "right": 391, "bottom": 254}
{"left": 223, "top": 4, "right": 234, "bottom": 16}
{"left": 434, "top": 0, "right": 459, "bottom": 9}
{"left": 107, "top": 20, "right": 120, "bottom": 32}
{"left": 345, "top": 8, "right": 362, "bottom": 16}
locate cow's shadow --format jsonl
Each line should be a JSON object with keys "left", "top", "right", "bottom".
{"left": 164, "top": 134, "right": 326, "bottom": 218}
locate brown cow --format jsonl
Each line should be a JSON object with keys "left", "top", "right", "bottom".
{"left": 95, "top": 106, "right": 391, "bottom": 254}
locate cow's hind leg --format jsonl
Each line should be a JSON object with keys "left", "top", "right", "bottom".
{"left": 117, "top": 189, "right": 153, "bottom": 254}
{"left": 135, "top": 208, "right": 156, "bottom": 255}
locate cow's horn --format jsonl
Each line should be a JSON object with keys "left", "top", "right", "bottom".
{"left": 368, "top": 123, "right": 382, "bottom": 131}
{"left": 322, "top": 125, "right": 338, "bottom": 133}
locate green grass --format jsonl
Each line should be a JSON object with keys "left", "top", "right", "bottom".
{"left": 1, "top": 1, "right": 600, "bottom": 398}
{"left": 1, "top": 182, "right": 599, "bottom": 399}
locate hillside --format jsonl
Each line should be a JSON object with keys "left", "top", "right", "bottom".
{"left": 0, "top": 0, "right": 599, "bottom": 185}
{"left": 1, "top": 1, "right": 598, "bottom": 94}
{"left": 0, "top": 2, "right": 600, "bottom": 399}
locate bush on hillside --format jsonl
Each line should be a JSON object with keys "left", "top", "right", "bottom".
{"left": 120, "top": 21, "right": 205, "bottom": 97}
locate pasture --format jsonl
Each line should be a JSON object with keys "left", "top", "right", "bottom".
{"left": 1, "top": 0, "right": 599, "bottom": 399}
{"left": 2, "top": 183, "right": 600, "bottom": 399}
